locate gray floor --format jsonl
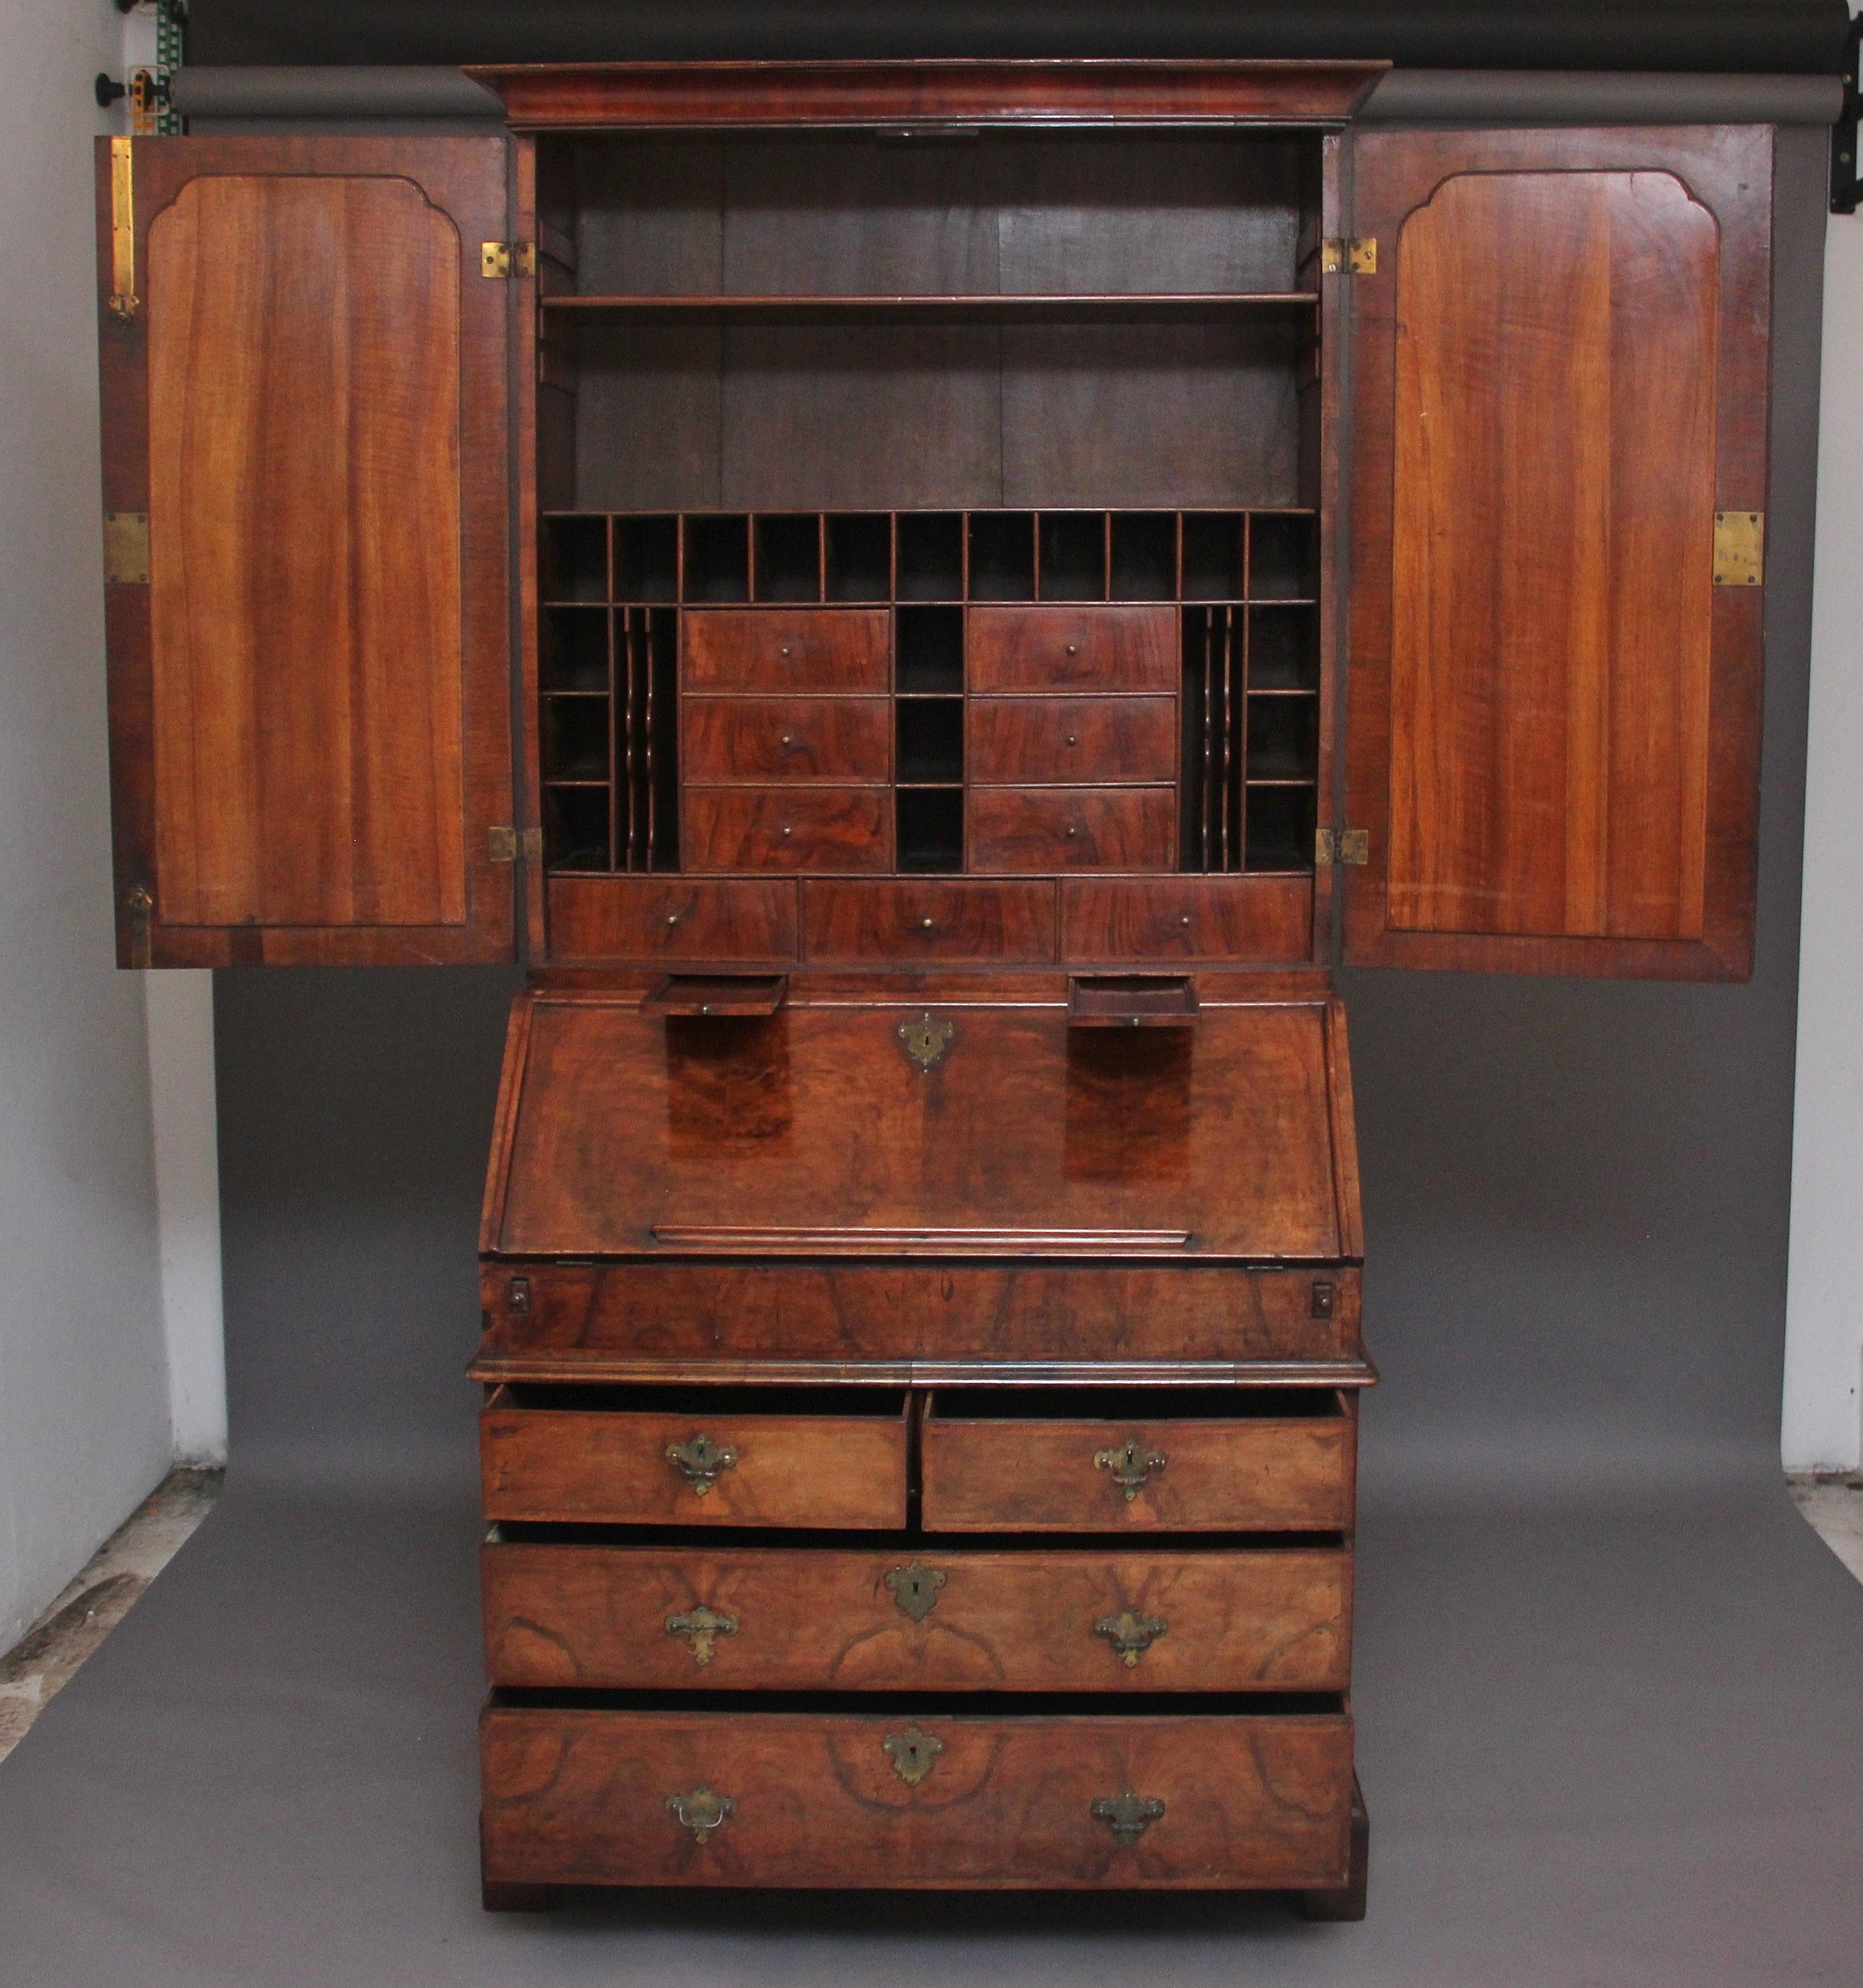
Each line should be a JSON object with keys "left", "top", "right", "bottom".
{"left": 1, "top": 1459, "right": 1860, "bottom": 1986}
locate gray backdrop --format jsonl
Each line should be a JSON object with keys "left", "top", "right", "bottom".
{"left": 1, "top": 127, "right": 1859, "bottom": 1987}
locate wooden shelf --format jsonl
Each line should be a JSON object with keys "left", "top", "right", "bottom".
{"left": 543, "top": 292, "right": 1320, "bottom": 323}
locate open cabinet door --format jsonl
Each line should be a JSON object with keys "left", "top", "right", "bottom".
{"left": 1343, "top": 127, "right": 1771, "bottom": 979}
{"left": 96, "top": 137, "right": 517, "bottom": 965}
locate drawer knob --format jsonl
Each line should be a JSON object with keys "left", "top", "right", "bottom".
{"left": 1091, "top": 1789, "right": 1166, "bottom": 1848}
{"left": 666, "top": 1786, "right": 736, "bottom": 1845}
{"left": 1065, "top": 643, "right": 1079, "bottom": 656}
{"left": 1066, "top": 734, "right": 1078, "bottom": 746}
{"left": 1094, "top": 1608, "right": 1168, "bottom": 1667}
{"left": 666, "top": 1432, "right": 739, "bottom": 1495}
{"left": 885, "top": 1560, "right": 947, "bottom": 1623}
{"left": 882, "top": 1724, "right": 945, "bottom": 1787}
{"left": 780, "top": 645, "right": 793, "bottom": 658}
{"left": 666, "top": 1603, "right": 739, "bottom": 1667}
{"left": 779, "top": 733, "right": 796, "bottom": 748}
{"left": 1094, "top": 1438, "right": 1167, "bottom": 1502}
{"left": 780, "top": 824, "right": 793, "bottom": 837}
{"left": 666, "top": 913, "right": 681, "bottom": 927}
{"left": 1180, "top": 915, "right": 1191, "bottom": 926}
{"left": 919, "top": 917, "right": 936, "bottom": 932}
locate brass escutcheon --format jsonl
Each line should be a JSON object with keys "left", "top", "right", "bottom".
{"left": 897, "top": 1013, "right": 955, "bottom": 1073}
{"left": 1094, "top": 1608, "right": 1168, "bottom": 1667}
{"left": 666, "top": 1603, "right": 739, "bottom": 1667}
{"left": 666, "top": 1786, "right": 736, "bottom": 1843}
{"left": 885, "top": 1561, "right": 947, "bottom": 1623}
{"left": 1094, "top": 1438, "right": 1168, "bottom": 1502}
{"left": 1091, "top": 1789, "right": 1166, "bottom": 1847}
{"left": 882, "top": 1725, "right": 944, "bottom": 1786}
{"left": 666, "top": 1432, "right": 739, "bottom": 1495}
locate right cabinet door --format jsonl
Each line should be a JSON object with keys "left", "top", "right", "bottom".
{"left": 1344, "top": 128, "right": 1772, "bottom": 979}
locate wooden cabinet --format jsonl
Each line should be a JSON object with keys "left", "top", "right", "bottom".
{"left": 92, "top": 53, "right": 1793, "bottom": 1928}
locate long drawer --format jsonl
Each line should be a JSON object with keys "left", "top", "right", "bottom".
{"left": 480, "top": 1706, "right": 1354, "bottom": 1890}
{"left": 480, "top": 1387, "right": 909, "bottom": 1529}
{"left": 921, "top": 1390, "right": 1354, "bottom": 1533}
{"left": 482, "top": 1544, "right": 1351, "bottom": 1691}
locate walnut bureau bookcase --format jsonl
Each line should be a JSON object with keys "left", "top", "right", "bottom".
{"left": 93, "top": 59, "right": 1777, "bottom": 1915}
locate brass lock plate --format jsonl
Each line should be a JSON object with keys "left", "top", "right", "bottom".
{"left": 897, "top": 1013, "right": 955, "bottom": 1073}
{"left": 882, "top": 1725, "right": 944, "bottom": 1786}
{"left": 666, "top": 1603, "right": 738, "bottom": 1667}
{"left": 885, "top": 1561, "right": 946, "bottom": 1623}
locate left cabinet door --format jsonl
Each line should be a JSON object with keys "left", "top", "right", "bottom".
{"left": 96, "top": 137, "right": 517, "bottom": 965}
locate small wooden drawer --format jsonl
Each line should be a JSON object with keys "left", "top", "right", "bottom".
{"left": 685, "top": 787, "right": 891, "bottom": 872}
{"left": 480, "top": 1704, "right": 1354, "bottom": 1890}
{"left": 480, "top": 1386, "right": 908, "bottom": 1529}
{"left": 683, "top": 697, "right": 891, "bottom": 782}
{"left": 800, "top": 880, "right": 1055, "bottom": 962}
{"left": 482, "top": 1543, "right": 1351, "bottom": 1692}
{"left": 682, "top": 609, "right": 890, "bottom": 693}
{"left": 968, "top": 606, "right": 1176, "bottom": 694}
{"left": 969, "top": 787, "right": 1176, "bottom": 872}
{"left": 545, "top": 877, "right": 797, "bottom": 964}
{"left": 920, "top": 1389, "right": 1354, "bottom": 1533}
{"left": 1061, "top": 874, "right": 1313, "bottom": 962}
{"left": 969, "top": 696, "right": 1179, "bottom": 785}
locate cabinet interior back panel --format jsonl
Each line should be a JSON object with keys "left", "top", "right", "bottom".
{"left": 573, "top": 320, "right": 1305, "bottom": 514}
{"left": 146, "top": 174, "right": 467, "bottom": 928}
{"left": 568, "top": 134, "right": 1307, "bottom": 298}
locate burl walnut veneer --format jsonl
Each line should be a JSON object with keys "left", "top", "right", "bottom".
{"left": 92, "top": 46, "right": 1779, "bottom": 1927}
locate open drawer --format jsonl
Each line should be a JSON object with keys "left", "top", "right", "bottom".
{"left": 920, "top": 1387, "right": 1355, "bottom": 1533}
{"left": 480, "top": 1384, "right": 909, "bottom": 1529}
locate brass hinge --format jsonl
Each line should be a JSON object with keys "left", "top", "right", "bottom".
{"left": 125, "top": 886, "right": 153, "bottom": 969}
{"left": 103, "top": 513, "right": 150, "bottom": 585}
{"left": 108, "top": 136, "right": 138, "bottom": 321}
{"left": 480, "top": 240, "right": 537, "bottom": 279}
{"left": 1316, "top": 827, "right": 1369, "bottom": 867}
{"left": 488, "top": 825, "right": 543, "bottom": 863}
{"left": 1713, "top": 511, "right": 1765, "bottom": 586}
{"left": 1320, "top": 236, "right": 1377, "bottom": 275}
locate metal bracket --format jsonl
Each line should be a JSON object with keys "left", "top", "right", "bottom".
{"left": 488, "top": 825, "right": 543, "bottom": 863}
{"left": 1712, "top": 511, "right": 1764, "bottom": 588}
{"left": 480, "top": 240, "right": 538, "bottom": 279}
{"left": 1836, "top": 13, "right": 1862, "bottom": 214}
{"left": 1316, "top": 828, "right": 1369, "bottom": 867}
{"left": 104, "top": 513, "right": 150, "bottom": 586}
{"left": 107, "top": 136, "right": 137, "bottom": 322}
{"left": 1320, "top": 236, "right": 1377, "bottom": 275}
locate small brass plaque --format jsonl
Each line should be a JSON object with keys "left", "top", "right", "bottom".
{"left": 104, "top": 513, "right": 150, "bottom": 586}
{"left": 1713, "top": 511, "right": 1764, "bottom": 586}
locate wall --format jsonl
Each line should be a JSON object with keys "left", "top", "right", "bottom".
{"left": 1782, "top": 202, "right": 1863, "bottom": 1473}
{"left": 0, "top": 0, "right": 176, "bottom": 1650}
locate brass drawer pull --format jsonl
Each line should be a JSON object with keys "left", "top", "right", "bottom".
{"left": 1092, "top": 1790, "right": 1166, "bottom": 1847}
{"left": 1094, "top": 1438, "right": 1167, "bottom": 1502}
{"left": 666, "top": 1604, "right": 738, "bottom": 1666}
{"left": 883, "top": 1725, "right": 944, "bottom": 1786}
{"left": 666, "top": 1786, "right": 736, "bottom": 1843}
{"left": 885, "top": 1560, "right": 946, "bottom": 1622}
{"left": 1094, "top": 1608, "right": 1167, "bottom": 1667}
{"left": 666, "top": 1433, "right": 739, "bottom": 1495}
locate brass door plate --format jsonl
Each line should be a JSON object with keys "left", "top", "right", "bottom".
{"left": 1713, "top": 510, "right": 1764, "bottom": 586}
{"left": 104, "top": 513, "right": 150, "bottom": 585}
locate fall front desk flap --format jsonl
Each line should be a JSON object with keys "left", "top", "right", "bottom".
{"left": 483, "top": 991, "right": 1359, "bottom": 1263}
